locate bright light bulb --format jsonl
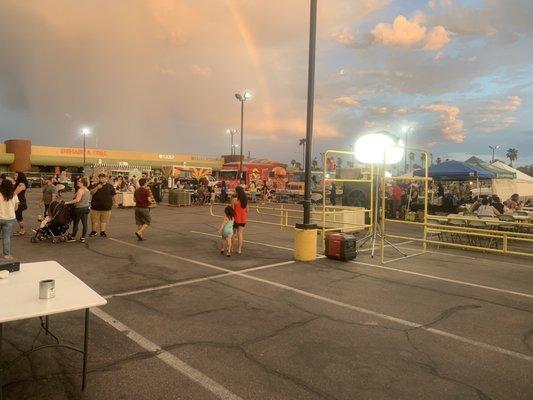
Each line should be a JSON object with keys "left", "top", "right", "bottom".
{"left": 354, "top": 132, "right": 404, "bottom": 165}
{"left": 244, "top": 91, "right": 252, "bottom": 100}
{"left": 81, "top": 128, "right": 90, "bottom": 135}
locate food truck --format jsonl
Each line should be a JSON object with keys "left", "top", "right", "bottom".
{"left": 218, "top": 160, "right": 287, "bottom": 189}
{"left": 161, "top": 165, "right": 215, "bottom": 188}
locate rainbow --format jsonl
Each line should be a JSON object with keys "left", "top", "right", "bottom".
{"left": 226, "top": 0, "right": 275, "bottom": 128}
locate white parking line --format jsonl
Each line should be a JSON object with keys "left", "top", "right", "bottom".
{"left": 104, "top": 260, "right": 296, "bottom": 299}
{"left": 190, "top": 230, "right": 294, "bottom": 251}
{"left": 108, "top": 238, "right": 533, "bottom": 363}
{"left": 358, "top": 240, "right": 414, "bottom": 253}
{"left": 349, "top": 260, "right": 533, "bottom": 299}
{"left": 381, "top": 252, "right": 426, "bottom": 264}
{"left": 396, "top": 244, "right": 533, "bottom": 269}
{"left": 91, "top": 308, "right": 244, "bottom": 400}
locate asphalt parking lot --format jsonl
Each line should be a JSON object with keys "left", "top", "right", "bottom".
{"left": 1, "top": 190, "right": 532, "bottom": 400}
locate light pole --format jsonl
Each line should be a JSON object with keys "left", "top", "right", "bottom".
{"left": 302, "top": 0, "right": 317, "bottom": 227}
{"left": 294, "top": 0, "right": 318, "bottom": 262}
{"left": 235, "top": 91, "right": 252, "bottom": 180}
{"left": 226, "top": 128, "right": 238, "bottom": 155}
{"left": 81, "top": 128, "right": 90, "bottom": 174}
{"left": 489, "top": 145, "right": 500, "bottom": 163}
{"left": 402, "top": 126, "right": 413, "bottom": 173}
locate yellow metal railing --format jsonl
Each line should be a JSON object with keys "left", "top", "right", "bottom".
{"left": 210, "top": 202, "right": 371, "bottom": 232}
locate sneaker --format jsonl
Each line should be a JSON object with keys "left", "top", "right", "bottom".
{"left": 79, "top": 237, "right": 86, "bottom": 243}
{"left": 100, "top": 231, "right": 107, "bottom": 238}
{"left": 135, "top": 232, "right": 143, "bottom": 241}
{"left": 67, "top": 236, "right": 76, "bottom": 243}
{"left": 89, "top": 231, "right": 97, "bottom": 237}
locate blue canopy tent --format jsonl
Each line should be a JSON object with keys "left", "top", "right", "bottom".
{"left": 413, "top": 160, "right": 494, "bottom": 181}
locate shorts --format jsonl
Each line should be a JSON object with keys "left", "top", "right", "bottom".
{"left": 91, "top": 210, "right": 111, "bottom": 226}
{"left": 233, "top": 222, "right": 246, "bottom": 228}
{"left": 135, "top": 208, "right": 151, "bottom": 226}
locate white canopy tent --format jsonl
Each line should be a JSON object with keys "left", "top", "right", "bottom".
{"left": 491, "top": 161, "right": 533, "bottom": 199}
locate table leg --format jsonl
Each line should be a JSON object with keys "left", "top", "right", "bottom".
{"left": 82, "top": 309, "right": 89, "bottom": 391}
{"left": 0, "top": 322, "right": 3, "bottom": 400}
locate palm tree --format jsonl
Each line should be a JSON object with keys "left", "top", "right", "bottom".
{"left": 430, "top": 153, "right": 434, "bottom": 165}
{"left": 336, "top": 157, "right": 343, "bottom": 168}
{"left": 506, "top": 148, "right": 518, "bottom": 166}
{"left": 436, "top": 157, "right": 442, "bottom": 164}
{"left": 290, "top": 159, "right": 296, "bottom": 168}
{"left": 408, "top": 152, "right": 415, "bottom": 171}
{"left": 299, "top": 139, "right": 306, "bottom": 165}
{"left": 312, "top": 158, "right": 318, "bottom": 170}
{"left": 295, "top": 162, "right": 302, "bottom": 170}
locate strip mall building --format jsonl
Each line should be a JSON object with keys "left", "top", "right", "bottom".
{"left": 0, "top": 139, "right": 224, "bottom": 174}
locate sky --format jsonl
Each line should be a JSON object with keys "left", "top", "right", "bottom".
{"left": 0, "top": 0, "right": 532, "bottom": 167}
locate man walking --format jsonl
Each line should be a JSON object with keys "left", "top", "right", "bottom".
{"left": 134, "top": 178, "right": 152, "bottom": 241}
{"left": 42, "top": 176, "right": 58, "bottom": 215}
{"left": 89, "top": 173, "right": 116, "bottom": 237}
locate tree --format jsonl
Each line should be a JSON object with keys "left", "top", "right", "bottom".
{"left": 312, "top": 158, "right": 318, "bottom": 170}
{"left": 506, "top": 148, "right": 518, "bottom": 166}
{"left": 408, "top": 152, "right": 415, "bottom": 171}
{"left": 336, "top": 157, "right": 343, "bottom": 168}
{"left": 290, "top": 159, "right": 296, "bottom": 168}
{"left": 517, "top": 165, "right": 533, "bottom": 177}
{"left": 436, "top": 157, "right": 442, "bottom": 164}
{"left": 299, "top": 139, "right": 306, "bottom": 165}
{"left": 295, "top": 162, "right": 302, "bottom": 170}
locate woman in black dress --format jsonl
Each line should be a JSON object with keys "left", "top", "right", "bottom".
{"left": 14, "top": 172, "right": 29, "bottom": 235}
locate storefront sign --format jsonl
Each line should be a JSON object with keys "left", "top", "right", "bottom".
{"left": 60, "top": 148, "right": 108, "bottom": 157}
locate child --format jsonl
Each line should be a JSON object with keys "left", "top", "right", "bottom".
{"left": 218, "top": 206, "right": 235, "bottom": 257}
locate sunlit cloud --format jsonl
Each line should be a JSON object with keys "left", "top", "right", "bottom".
{"left": 189, "top": 64, "right": 212, "bottom": 78}
{"left": 420, "top": 103, "right": 464, "bottom": 143}
{"left": 333, "top": 96, "right": 359, "bottom": 107}
{"left": 474, "top": 95, "right": 522, "bottom": 133}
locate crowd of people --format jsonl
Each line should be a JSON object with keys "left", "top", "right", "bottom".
{"left": 384, "top": 179, "right": 531, "bottom": 219}
{"left": 0, "top": 172, "right": 251, "bottom": 259}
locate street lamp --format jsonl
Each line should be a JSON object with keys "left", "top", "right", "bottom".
{"left": 226, "top": 129, "right": 238, "bottom": 155}
{"left": 81, "top": 127, "right": 90, "bottom": 174}
{"left": 402, "top": 126, "right": 413, "bottom": 173}
{"left": 489, "top": 145, "right": 500, "bottom": 163}
{"left": 354, "top": 131, "right": 405, "bottom": 258}
{"left": 235, "top": 90, "right": 252, "bottom": 180}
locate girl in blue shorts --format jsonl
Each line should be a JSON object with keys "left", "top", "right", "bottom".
{"left": 218, "top": 206, "right": 235, "bottom": 257}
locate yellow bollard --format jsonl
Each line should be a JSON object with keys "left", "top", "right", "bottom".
{"left": 294, "top": 225, "right": 318, "bottom": 261}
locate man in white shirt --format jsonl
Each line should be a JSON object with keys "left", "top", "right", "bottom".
{"left": 476, "top": 198, "right": 500, "bottom": 217}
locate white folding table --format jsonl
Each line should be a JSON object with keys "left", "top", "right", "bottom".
{"left": 0, "top": 261, "right": 107, "bottom": 397}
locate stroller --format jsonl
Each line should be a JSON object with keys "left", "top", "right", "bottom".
{"left": 31, "top": 201, "right": 73, "bottom": 244}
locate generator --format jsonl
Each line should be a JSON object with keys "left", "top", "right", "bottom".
{"left": 325, "top": 233, "right": 357, "bottom": 261}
